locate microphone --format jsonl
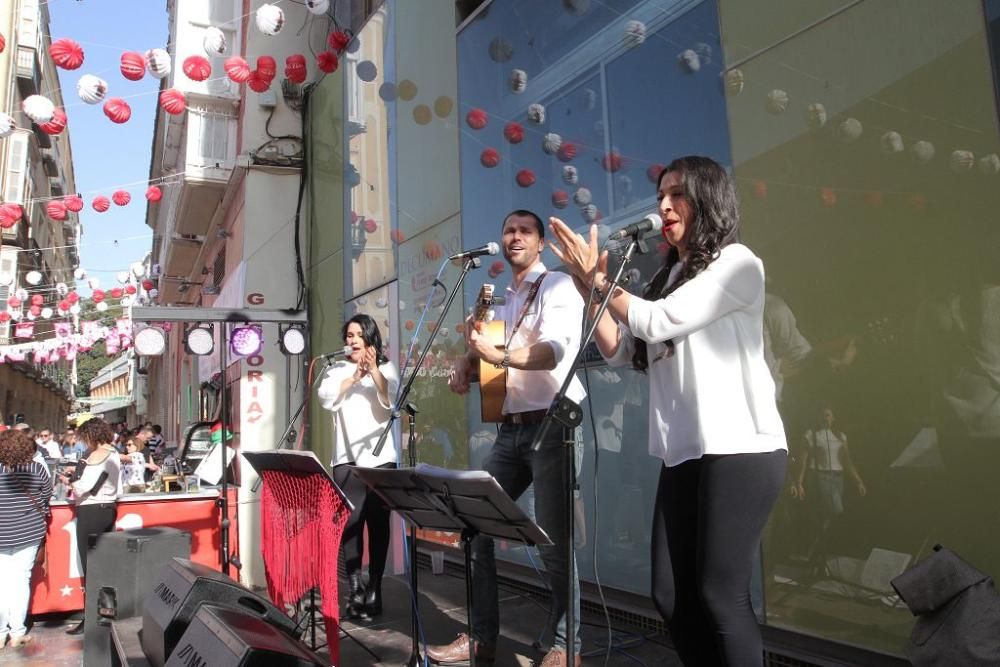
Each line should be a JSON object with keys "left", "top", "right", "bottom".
{"left": 608, "top": 214, "right": 663, "bottom": 240}
{"left": 449, "top": 242, "right": 500, "bottom": 261}
{"left": 318, "top": 346, "right": 353, "bottom": 360}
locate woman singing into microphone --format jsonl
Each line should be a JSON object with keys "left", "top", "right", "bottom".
{"left": 316, "top": 314, "right": 399, "bottom": 620}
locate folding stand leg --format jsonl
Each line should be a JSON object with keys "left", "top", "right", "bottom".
{"left": 461, "top": 528, "right": 478, "bottom": 667}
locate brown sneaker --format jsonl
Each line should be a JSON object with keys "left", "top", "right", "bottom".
{"left": 426, "top": 633, "right": 496, "bottom": 664}
{"left": 538, "top": 648, "right": 582, "bottom": 666}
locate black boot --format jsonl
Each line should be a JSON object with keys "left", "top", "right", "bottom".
{"left": 364, "top": 575, "right": 382, "bottom": 617}
{"left": 345, "top": 572, "right": 368, "bottom": 620}
{"left": 66, "top": 619, "right": 85, "bottom": 635}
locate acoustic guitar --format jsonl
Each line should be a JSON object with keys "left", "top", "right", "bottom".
{"left": 473, "top": 284, "right": 506, "bottom": 422}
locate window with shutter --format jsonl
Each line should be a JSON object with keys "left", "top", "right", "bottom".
{"left": 4, "top": 133, "right": 29, "bottom": 204}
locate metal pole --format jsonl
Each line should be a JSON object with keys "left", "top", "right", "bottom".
{"left": 218, "top": 323, "right": 230, "bottom": 576}
{"left": 405, "top": 404, "right": 423, "bottom": 667}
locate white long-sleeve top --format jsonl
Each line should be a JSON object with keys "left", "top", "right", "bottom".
{"left": 71, "top": 448, "right": 123, "bottom": 505}
{"left": 605, "top": 243, "right": 787, "bottom": 466}
{"left": 316, "top": 360, "right": 400, "bottom": 468}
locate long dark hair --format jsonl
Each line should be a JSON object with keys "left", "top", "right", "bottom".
{"left": 342, "top": 313, "right": 388, "bottom": 365}
{"left": 632, "top": 156, "right": 741, "bottom": 372}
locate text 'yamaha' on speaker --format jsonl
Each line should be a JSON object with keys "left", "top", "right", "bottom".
{"left": 84, "top": 527, "right": 192, "bottom": 667}
{"left": 142, "top": 557, "right": 302, "bottom": 667}
{"left": 164, "top": 604, "right": 324, "bottom": 667}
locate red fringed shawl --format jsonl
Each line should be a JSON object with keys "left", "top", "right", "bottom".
{"left": 260, "top": 469, "right": 350, "bottom": 665}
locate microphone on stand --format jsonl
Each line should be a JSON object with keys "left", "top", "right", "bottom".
{"left": 449, "top": 242, "right": 500, "bottom": 261}
{"left": 318, "top": 346, "right": 353, "bottom": 361}
{"left": 608, "top": 214, "right": 663, "bottom": 240}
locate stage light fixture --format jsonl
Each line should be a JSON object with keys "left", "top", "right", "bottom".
{"left": 184, "top": 324, "right": 215, "bottom": 356}
{"left": 279, "top": 324, "right": 306, "bottom": 355}
{"left": 134, "top": 326, "right": 167, "bottom": 356}
{"left": 230, "top": 324, "right": 263, "bottom": 357}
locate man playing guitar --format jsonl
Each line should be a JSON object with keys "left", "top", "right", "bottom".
{"left": 427, "top": 210, "right": 586, "bottom": 667}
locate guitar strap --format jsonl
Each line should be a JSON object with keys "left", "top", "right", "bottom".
{"left": 505, "top": 272, "right": 547, "bottom": 348}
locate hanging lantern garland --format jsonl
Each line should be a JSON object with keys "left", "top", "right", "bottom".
{"left": 120, "top": 51, "right": 146, "bottom": 80}
{"left": 50, "top": 38, "right": 85, "bottom": 70}
{"left": 103, "top": 98, "right": 131, "bottom": 124}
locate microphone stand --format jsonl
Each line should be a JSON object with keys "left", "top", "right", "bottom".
{"left": 529, "top": 232, "right": 647, "bottom": 667}
{"left": 371, "top": 255, "right": 482, "bottom": 667}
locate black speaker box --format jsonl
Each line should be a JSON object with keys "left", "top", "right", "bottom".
{"left": 164, "top": 605, "right": 324, "bottom": 667}
{"left": 142, "top": 557, "right": 301, "bottom": 667}
{"left": 84, "top": 527, "right": 192, "bottom": 667}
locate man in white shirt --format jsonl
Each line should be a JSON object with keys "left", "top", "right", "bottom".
{"left": 428, "top": 210, "right": 586, "bottom": 667}
{"left": 36, "top": 427, "right": 62, "bottom": 460}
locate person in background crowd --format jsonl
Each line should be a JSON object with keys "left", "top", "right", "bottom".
{"left": 36, "top": 428, "right": 61, "bottom": 460}
{"left": 121, "top": 437, "right": 157, "bottom": 491}
{"left": 61, "top": 428, "right": 86, "bottom": 460}
{"left": 147, "top": 424, "right": 164, "bottom": 451}
{"left": 57, "top": 418, "right": 122, "bottom": 635}
{"left": 0, "top": 429, "right": 52, "bottom": 649}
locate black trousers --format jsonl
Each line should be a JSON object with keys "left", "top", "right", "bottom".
{"left": 75, "top": 502, "right": 116, "bottom": 578}
{"left": 332, "top": 462, "right": 395, "bottom": 582}
{"left": 651, "top": 450, "right": 786, "bottom": 667}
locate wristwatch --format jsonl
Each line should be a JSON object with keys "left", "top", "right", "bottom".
{"left": 494, "top": 348, "right": 510, "bottom": 369}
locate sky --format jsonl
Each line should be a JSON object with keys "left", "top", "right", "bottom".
{"left": 48, "top": 0, "right": 167, "bottom": 295}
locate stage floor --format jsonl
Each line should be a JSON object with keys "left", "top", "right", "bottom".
{"left": 4, "top": 566, "right": 681, "bottom": 666}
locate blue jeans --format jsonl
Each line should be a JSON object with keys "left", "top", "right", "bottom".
{"left": 471, "top": 422, "right": 581, "bottom": 652}
{"left": 0, "top": 542, "right": 40, "bottom": 642}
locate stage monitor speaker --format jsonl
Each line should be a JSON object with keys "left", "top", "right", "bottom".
{"left": 164, "top": 604, "right": 324, "bottom": 667}
{"left": 142, "top": 557, "right": 301, "bottom": 667}
{"left": 84, "top": 527, "right": 192, "bottom": 667}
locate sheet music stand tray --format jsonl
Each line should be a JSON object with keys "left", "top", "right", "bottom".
{"left": 351, "top": 464, "right": 551, "bottom": 667}
{"left": 243, "top": 450, "right": 377, "bottom": 666}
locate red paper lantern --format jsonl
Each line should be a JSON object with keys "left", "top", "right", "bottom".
{"left": 92, "top": 195, "right": 110, "bottom": 212}
{"left": 112, "top": 190, "right": 131, "bottom": 206}
{"left": 30, "top": 295, "right": 43, "bottom": 306}
{"left": 103, "top": 97, "right": 132, "bottom": 124}
{"left": 7, "top": 296, "right": 21, "bottom": 308}
{"left": 39, "top": 107, "right": 67, "bottom": 135}
{"left": 752, "top": 180, "right": 768, "bottom": 200}
{"left": 224, "top": 56, "right": 251, "bottom": 83}
{"left": 58, "top": 300, "right": 70, "bottom": 312}
{"left": 364, "top": 218, "right": 378, "bottom": 234}
{"left": 50, "top": 38, "right": 85, "bottom": 70}
{"left": 1, "top": 203, "right": 22, "bottom": 220}
{"left": 66, "top": 291, "right": 79, "bottom": 304}
{"left": 316, "top": 51, "right": 339, "bottom": 74}
{"left": 480, "top": 148, "right": 500, "bottom": 168}
{"left": 247, "top": 72, "right": 270, "bottom": 93}
{"left": 404, "top": 319, "right": 415, "bottom": 331}
{"left": 516, "top": 169, "right": 535, "bottom": 188}
{"left": 503, "top": 122, "right": 524, "bottom": 144}
{"left": 183, "top": 55, "right": 212, "bottom": 82}
{"left": 0, "top": 211, "right": 16, "bottom": 229}
{"left": 141, "top": 279, "right": 154, "bottom": 291}
{"left": 159, "top": 89, "right": 187, "bottom": 115}
{"left": 0, "top": 312, "right": 10, "bottom": 323}
{"left": 145, "top": 186, "right": 162, "bottom": 202}
{"left": 557, "top": 142, "right": 577, "bottom": 162}
{"left": 91, "top": 289, "right": 105, "bottom": 303}
{"left": 0, "top": 34, "right": 5, "bottom": 55}
{"left": 466, "top": 108, "right": 488, "bottom": 130}
{"left": 551, "top": 190, "right": 569, "bottom": 209}
{"left": 328, "top": 31, "right": 350, "bottom": 52}
{"left": 110, "top": 287, "right": 124, "bottom": 299}
{"left": 601, "top": 151, "right": 624, "bottom": 172}
{"left": 646, "top": 163, "right": 666, "bottom": 184}
{"left": 46, "top": 200, "right": 68, "bottom": 220}
{"left": 819, "top": 187, "right": 837, "bottom": 207}
{"left": 256, "top": 56, "right": 277, "bottom": 80}
{"left": 64, "top": 195, "right": 84, "bottom": 212}
{"left": 284, "top": 54, "right": 307, "bottom": 84}
{"left": 423, "top": 240, "right": 443, "bottom": 261}
{"left": 490, "top": 260, "right": 506, "bottom": 275}
{"left": 390, "top": 229, "right": 405, "bottom": 244}
{"left": 125, "top": 285, "right": 137, "bottom": 295}
{"left": 120, "top": 51, "right": 146, "bottom": 80}
{"left": 29, "top": 305, "right": 41, "bottom": 317}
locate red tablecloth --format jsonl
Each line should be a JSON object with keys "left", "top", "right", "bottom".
{"left": 30, "top": 489, "right": 239, "bottom": 614}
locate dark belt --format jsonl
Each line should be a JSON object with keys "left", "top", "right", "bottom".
{"left": 502, "top": 409, "right": 548, "bottom": 425}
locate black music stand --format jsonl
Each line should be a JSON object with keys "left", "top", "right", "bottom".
{"left": 242, "top": 451, "right": 379, "bottom": 664}
{"left": 351, "top": 464, "right": 551, "bottom": 667}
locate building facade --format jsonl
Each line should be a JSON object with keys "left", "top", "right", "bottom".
{"left": 305, "top": 0, "right": 1000, "bottom": 661}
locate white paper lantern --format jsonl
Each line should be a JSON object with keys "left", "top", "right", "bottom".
{"left": 725, "top": 68, "right": 743, "bottom": 95}
{"left": 117, "top": 271, "right": 130, "bottom": 284}
{"left": 912, "top": 140, "right": 935, "bottom": 164}
{"left": 26, "top": 312, "right": 36, "bottom": 321}
{"left": 623, "top": 20, "right": 646, "bottom": 47}
{"left": 693, "top": 42, "right": 713, "bottom": 65}
{"left": 41, "top": 307, "right": 53, "bottom": 319}
{"left": 9, "top": 308, "right": 21, "bottom": 321}
{"left": 203, "top": 27, "right": 227, "bottom": 56}
{"left": 527, "top": 103, "right": 546, "bottom": 125}
{"left": 376, "top": 296, "right": 387, "bottom": 309}
{"left": 838, "top": 117, "right": 863, "bottom": 142}
{"left": 73, "top": 268, "right": 86, "bottom": 280}
{"left": 542, "top": 133, "right": 562, "bottom": 155}
{"left": 0, "top": 272, "right": 13, "bottom": 286}
{"left": 22, "top": 95, "right": 55, "bottom": 123}
{"left": 950, "top": 149, "right": 975, "bottom": 173}
{"left": 880, "top": 131, "right": 904, "bottom": 154}
{"left": 15, "top": 288, "right": 27, "bottom": 301}
{"left": 88, "top": 277, "right": 101, "bottom": 289}
{"left": 305, "top": 0, "right": 330, "bottom": 14}
{"left": 573, "top": 187, "right": 592, "bottom": 206}
{"left": 77, "top": 74, "right": 108, "bottom": 104}
{"left": 25, "top": 270, "right": 42, "bottom": 285}
{"left": 69, "top": 303, "right": 81, "bottom": 315}
{"left": 806, "top": 103, "right": 827, "bottom": 129}
{"left": 765, "top": 89, "right": 789, "bottom": 114}
{"left": 145, "top": 49, "right": 171, "bottom": 79}
{"left": 562, "top": 165, "right": 578, "bottom": 185}
{"left": 255, "top": 4, "right": 285, "bottom": 35}
{"left": 509, "top": 69, "right": 528, "bottom": 94}
{"left": 0, "top": 113, "right": 16, "bottom": 138}
{"left": 678, "top": 49, "right": 701, "bottom": 73}
{"left": 120, "top": 295, "right": 133, "bottom": 307}
{"left": 977, "top": 153, "right": 1000, "bottom": 175}
{"left": 96, "top": 301, "right": 109, "bottom": 312}
{"left": 616, "top": 174, "right": 633, "bottom": 195}
{"left": 398, "top": 300, "right": 406, "bottom": 311}
{"left": 580, "top": 204, "right": 598, "bottom": 222}
{"left": 151, "top": 263, "right": 162, "bottom": 277}
{"left": 56, "top": 282, "right": 69, "bottom": 296}
{"left": 131, "top": 262, "right": 145, "bottom": 277}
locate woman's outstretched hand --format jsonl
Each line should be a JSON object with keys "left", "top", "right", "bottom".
{"left": 548, "top": 218, "right": 606, "bottom": 282}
